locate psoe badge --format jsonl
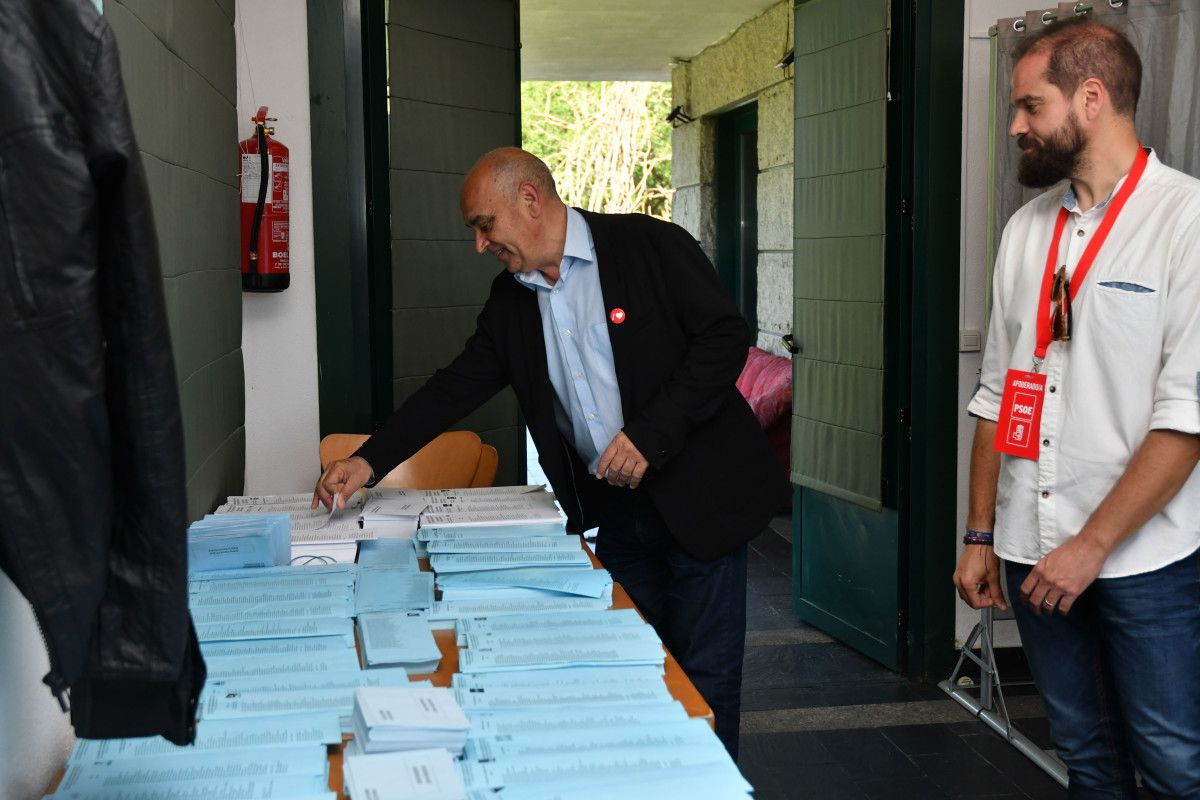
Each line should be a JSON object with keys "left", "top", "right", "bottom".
{"left": 609, "top": 308, "right": 626, "bottom": 324}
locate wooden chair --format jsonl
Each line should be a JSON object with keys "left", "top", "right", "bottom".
{"left": 319, "top": 430, "right": 498, "bottom": 490}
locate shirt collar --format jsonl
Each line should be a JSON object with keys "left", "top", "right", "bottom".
{"left": 515, "top": 207, "right": 595, "bottom": 291}
{"left": 1061, "top": 147, "right": 1157, "bottom": 214}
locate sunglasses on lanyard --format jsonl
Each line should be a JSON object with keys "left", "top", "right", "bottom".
{"left": 1050, "top": 266, "right": 1072, "bottom": 342}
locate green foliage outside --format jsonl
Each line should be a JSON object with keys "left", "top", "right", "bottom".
{"left": 521, "top": 81, "right": 674, "bottom": 220}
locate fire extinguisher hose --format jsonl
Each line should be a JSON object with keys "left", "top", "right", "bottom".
{"left": 247, "top": 123, "right": 269, "bottom": 273}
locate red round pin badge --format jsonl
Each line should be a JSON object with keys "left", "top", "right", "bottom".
{"left": 609, "top": 308, "right": 626, "bottom": 324}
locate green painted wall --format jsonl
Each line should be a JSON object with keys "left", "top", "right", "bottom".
{"left": 387, "top": 0, "right": 522, "bottom": 485}
{"left": 791, "top": 0, "right": 888, "bottom": 510}
{"left": 108, "top": 0, "right": 245, "bottom": 519}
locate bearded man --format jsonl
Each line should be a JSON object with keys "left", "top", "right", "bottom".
{"left": 953, "top": 16, "right": 1200, "bottom": 798}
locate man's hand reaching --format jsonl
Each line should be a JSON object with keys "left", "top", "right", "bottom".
{"left": 312, "top": 456, "right": 374, "bottom": 510}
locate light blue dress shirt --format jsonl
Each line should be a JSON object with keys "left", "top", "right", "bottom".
{"left": 515, "top": 208, "right": 624, "bottom": 472}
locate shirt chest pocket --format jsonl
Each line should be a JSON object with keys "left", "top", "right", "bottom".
{"left": 1084, "top": 281, "right": 1161, "bottom": 346}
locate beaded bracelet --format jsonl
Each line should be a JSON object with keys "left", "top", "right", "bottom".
{"left": 963, "top": 529, "right": 994, "bottom": 546}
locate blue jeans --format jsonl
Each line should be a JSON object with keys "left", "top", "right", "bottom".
{"left": 595, "top": 488, "right": 748, "bottom": 758}
{"left": 1006, "top": 551, "right": 1200, "bottom": 799}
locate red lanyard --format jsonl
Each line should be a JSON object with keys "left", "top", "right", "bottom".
{"left": 1032, "top": 147, "right": 1149, "bottom": 364}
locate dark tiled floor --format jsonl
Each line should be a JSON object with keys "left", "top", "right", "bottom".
{"left": 739, "top": 518, "right": 1068, "bottom": 800}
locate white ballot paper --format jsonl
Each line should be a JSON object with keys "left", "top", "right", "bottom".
{"left": 352, "top": 687, "right": 471, "bottom": 755}
{"left": 420, "top": 508, "right": 564, "bottom": 528}
{"left": 343, "top": 749, "right": 466, "bottom": 800}
{"left": 416, "top": 522, "right": 566, "bottom": 542}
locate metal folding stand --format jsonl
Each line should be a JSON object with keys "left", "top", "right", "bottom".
{"left": 938, "top": 607, "right": 1069, "bottom": 788}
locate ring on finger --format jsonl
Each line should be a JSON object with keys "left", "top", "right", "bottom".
{"left": 1041, "top": 597, "right": 1056, "bottom": 608}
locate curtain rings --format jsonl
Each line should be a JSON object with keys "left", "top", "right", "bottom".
{"left": 1014, "top": 18, "right": 1026, "bottom": 31}
{"left": 1109, "top": 0, "right": 1125, "bottom": 7}
{"left": 1041, "top": 11, "right": 1057, "bottom": 24}
{"left": 1074, "top": 2, "right": 1092, "bottom": 14}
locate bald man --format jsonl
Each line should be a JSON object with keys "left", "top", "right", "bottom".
{"left": 316, "top": 147, "right": 788, "bottom": 756}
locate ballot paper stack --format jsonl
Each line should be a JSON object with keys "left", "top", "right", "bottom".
{"left": 187, "top": 513, "right": 291, "bottom": 573}
{"left": 215, "top": 491, "right": 374, "bottom": 563}
{"left": 454, "top": 609, "right": 665, "bottom": 674}
{"left": 350, "top": 686, "right": 471, "bottom": 755}
{"left": 343, "top": 749, "right": 468, "bottom": 800}
{"left": 446, "top": 665, "right": 753, "bottom": 798}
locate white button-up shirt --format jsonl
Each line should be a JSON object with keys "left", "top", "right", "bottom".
{"left": 515, "top": 208, "right": 623, "bottom": 472}
{"left": 969, "top": 151, "right": 1200, "bottom": 577}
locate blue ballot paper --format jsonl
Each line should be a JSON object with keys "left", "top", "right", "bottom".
{"left": 189, "top": 585, "right": 354, "bottom": 610}
{"left": 463, "top": 702, "right": 689, "bottom": 736}
{"left": 195, "top": 616, "right": 354, "bottom": 644}
{"left": 200, "top": 634, "right": 355, "bottom": 659}
{"left": 190, "top": 595, "right": 355, "bottom": 626}
{"left": 357, "top": 610, "right": 442, "bottom": 672}
{"left": 186, "top": 514, "right": 291, "bottom": 573}
{"left": 437, "top": 568, "right": 612, "bottom": 599}
{"left": 60, "top": 745, "right": 328, "bottom": 793}
{"left": 454, "top": 609, "right": 645, "bottom": 646}
{"left": 451, "top": 665, "right": 664, "bottom": 690}
{"left": 354, "top": 568, "right": 434, "bottom": 613}
{"left": 464, "top": 718, "right": 719, "bottom": 762}
{"left": 424, "top": 536, "right": 582, "bottom": 554}
{"left": 481, "top": 762, "right": 752, "bottom": 800}
{"left": 68, "top": 712, "right": 343, "bottom": 763}
{"left": 451, "top": 680, "right": 673, "bottom": 712}
{"left": 200, "top": 668, "right": 411, "bottom": 721}
{"left": 189, "top": 562, "right": 357, "bottom": 582}
{"left": 430, "top": 550, "right": 591, "bottom": 573}
{"left": 457, "top": 637, "right": 665, "bottom": 673}
{"left": 428, "top": 597, "right": 613, "bottom": 626}
{"left": 203, "top": 647, "right": 362, "bottom": 680}
{"left": 356, "top": 538, "right": 419, "bottom": 571}
{"left": 460, "top": 626, "right": 661, "bottom": 654}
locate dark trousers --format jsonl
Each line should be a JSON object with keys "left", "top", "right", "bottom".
{"left": 594, "top": 487, "right": 748, "bottom": 758}
{"left": 1006, "top": 551, "right": 1200, "bottom": 799}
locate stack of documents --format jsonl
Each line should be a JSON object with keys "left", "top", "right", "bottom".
{"left": 357, "top": 610, "right": 442, "bottom": 673}
{"left": 214, "top": 492, "right": 372, "bottom": 563}
{"left": 437, "top": 567, "right": 612, "bottom": 603}
{"left": 357, "top": 538, "right": 419, "bottom": 571}
{"left": 456, "top": 612, "right": 665, "bottom": 674}
{"left": 343, "top": 749, "right": 466, "bottom": 800}
{"left": 351, "top": 687, "right": 471, "bottom": 755}
{"left": 358, "top": 497, "right": 425, "bottom": 538}
{"left": 187, "top": 514, "right": 291, "bottom": 573}
{"left": 355, "top": 567, "right": 434, "bottom": 613}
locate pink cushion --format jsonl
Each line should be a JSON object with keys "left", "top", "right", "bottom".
{"left": 737, "top": 347, "right": 793, "bottom": 429}
{"left": 736, "top": 347, "right": 792, "bottom": 474}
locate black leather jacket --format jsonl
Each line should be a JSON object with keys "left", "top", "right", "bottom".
{"left": 0, "top": 0, "right": 203, "bottom": 743}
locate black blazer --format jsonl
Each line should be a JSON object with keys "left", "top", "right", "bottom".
{"left": 357, "top": 210, "right": 788, "bottom": 560}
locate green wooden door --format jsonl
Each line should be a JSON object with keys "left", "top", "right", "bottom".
{"left": 790, "top": 0, "right": 900, "bottom": 669}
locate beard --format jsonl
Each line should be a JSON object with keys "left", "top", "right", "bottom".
{"left": 1016, "top": 111, "right": 1086, "bottom": 188}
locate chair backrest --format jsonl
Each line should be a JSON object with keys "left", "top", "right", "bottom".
{"left": 319, "top": 431, "right": 498, "bottom": 490}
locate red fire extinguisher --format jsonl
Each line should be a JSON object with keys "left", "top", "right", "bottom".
{"left": 239, "top": 106, "right": 289, "bottom": 292}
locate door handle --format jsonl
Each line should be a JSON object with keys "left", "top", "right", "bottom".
{"left": 782, "top": 333, "right": 800, "bottom": 355}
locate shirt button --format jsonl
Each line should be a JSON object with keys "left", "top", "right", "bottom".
{"left": 1042, "top": 439, "right": 1050, "bottom": 446}
{"left": 562, "top": 329, "right": 571, "bottom": 337}
{"left": 1041, "top": 491, "right": 1050, "bottom": 499}
{"left": 1076, "top": 229, "right": 1085, "bottom": 237}
{"left": 574, "top": 371, "right": 583, "bottom": 378}
{"left": 552, "top": 288, "right": 560, "bottom": 294}
{"left": 1048, "top": 386, "right": 1057, "bottom": 393}
{"left": 587, "top": 413, "right": 596, "bottom": 421}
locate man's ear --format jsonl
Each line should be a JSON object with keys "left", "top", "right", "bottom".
{"left": 1079, "top": 76, "right": 1106, "bottom": 122}
{"left": 518, "top": 181, "right": 541, "bottom": 218}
